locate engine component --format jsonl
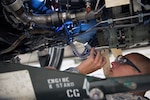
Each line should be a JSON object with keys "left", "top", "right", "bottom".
{"left": 0, "top": 0, "right": 150, "bottom": 62}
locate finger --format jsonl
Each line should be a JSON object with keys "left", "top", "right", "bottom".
{"left": 94, "top": 50, "right": 100, "bottom": 63}
{"left": 89, "top": 47, "right": 95, "bottom": 58}
{"left": 96, "top": 51, "right": 106, "bottom": 66}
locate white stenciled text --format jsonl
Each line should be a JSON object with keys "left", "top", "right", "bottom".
{"left": 47, "top": 77, "right": 75, "bottom": 89}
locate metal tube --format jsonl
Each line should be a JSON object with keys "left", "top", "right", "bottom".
{"left": 90, "top": 74, "right": 150, "bottom": 94}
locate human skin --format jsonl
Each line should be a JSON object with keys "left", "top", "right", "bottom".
{"left": 77, "top": 48, "right": 106, "bottom": 74}
{"left": 77, "top": 48, "right": 143, "bottom": 77}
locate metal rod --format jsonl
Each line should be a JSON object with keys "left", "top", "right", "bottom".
{"left": 89, "top": 74, "right": 150, "bottom": 94}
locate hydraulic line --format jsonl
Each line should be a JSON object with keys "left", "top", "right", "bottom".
{"left": 0, "top": 34, "right": 26, "bottom": 55}
{"left": 73, "top": 12, "right": 150, "bottom": 37}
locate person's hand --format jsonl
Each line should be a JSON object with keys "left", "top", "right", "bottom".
{"left": 77, "top": 48, "right": 106, "bottom": 74}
